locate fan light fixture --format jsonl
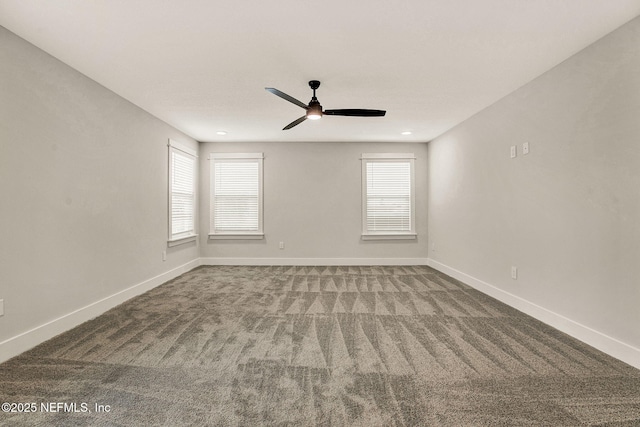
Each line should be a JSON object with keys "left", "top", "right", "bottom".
{"left": 306, "top": 103, "right": 322, "bottom": 120}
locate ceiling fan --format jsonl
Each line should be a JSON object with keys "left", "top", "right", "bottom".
{"left": 265, "top": 80, "right": 386, "bottom": 130}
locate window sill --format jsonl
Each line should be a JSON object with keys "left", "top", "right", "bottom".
{"left": 209, "top": 233, "right": 264, "bottom": 240}
{"left": 168, "top": 234, "right": 198, "bottom": 247}
{"left": 361, "top": 233, "right": 417, "bottom": 241}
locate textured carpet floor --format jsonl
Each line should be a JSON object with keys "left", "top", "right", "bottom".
{"left": 1, "top": 265, "right": 639, "bottom": 426}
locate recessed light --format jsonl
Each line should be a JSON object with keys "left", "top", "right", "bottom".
{"left": 401, "top": 131, "right": 412, "bottom": 135}
{"left": 216, "top": 131, "right": 228, "bottom": 135}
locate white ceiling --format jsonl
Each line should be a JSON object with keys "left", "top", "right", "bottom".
{"left": 1, "top": 1, "right": 639, "bottom": 143}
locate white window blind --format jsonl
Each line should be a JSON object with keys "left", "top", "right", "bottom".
{"left": 362, "top": 154, "right": 416, "bottom": 239}
{"left": 210, "top": 153, "right": 264, "bottom": 238}
{"left": 168, "top": 140, "right": 197, "bottom": 245}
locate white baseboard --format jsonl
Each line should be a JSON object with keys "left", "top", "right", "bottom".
{"left": 427, "top": 258, "right": 640, "bottom": 370}
{"left": 199, "top": 257, "right": 429, "bottom": 266}
{"left": 0, "top": 258, "right": 200, "bottom": 364}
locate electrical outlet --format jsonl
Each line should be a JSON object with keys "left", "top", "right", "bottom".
{"left": 279, "top": 242, "right": 284, "bottom": 250}
{"left": 510, "top": 145, "right": 517, "bottom": 158}
{"left": 522, "top": 142, "right": 530, "bottom": 155}
{"left": 511, "top": 266, "right": 518, "bottom": 280}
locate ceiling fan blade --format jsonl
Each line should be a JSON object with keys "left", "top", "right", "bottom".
{"left": 283, "top": 116, "right": 307, "bottom": 130}
{"left": 324, "top": 109, "right": 386, "bottom": 117}
{"left": 265, "top": 88, "right": 308, "bottom": 110}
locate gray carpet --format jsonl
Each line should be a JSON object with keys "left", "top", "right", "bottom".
{"left": 1, "top": 265, "right": 639, "bottom": 426}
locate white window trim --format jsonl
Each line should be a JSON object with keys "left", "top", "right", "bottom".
{"left": 209, "top": 152, "right": 264, "bottom": 240}
{"left": 361, "top": 153, "right": 417, "bottom": 240}
{"left": 168, "top": 139, "right": 198, "bottom": 246}
{"left": 168, "top": 234, "right": 198, "bottom": 247}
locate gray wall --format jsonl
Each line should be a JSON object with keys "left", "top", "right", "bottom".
{"left": 427, "top": 17, "right": 640, "bottom": 351}
{"left": 199, "top": 141, "right": 428, "bottom": 261}
{"left": 0, "top": 27, "right": 199, "bottom": 344}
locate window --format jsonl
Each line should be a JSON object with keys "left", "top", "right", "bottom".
{"left": 361, "top": 153, "right": 416, "bottom": 240}
{"left": 168, "top": 139, "right": 197, "bottom": 246}
{"left": 209, "top": 153, "right": 264, "bottom": 239}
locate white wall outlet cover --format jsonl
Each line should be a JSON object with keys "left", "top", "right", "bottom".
{"left": 523, "top": 142, "right": 530, "bottom": 154}
{"left": 510, "top": 145, "right": 517, "bottom": 158}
